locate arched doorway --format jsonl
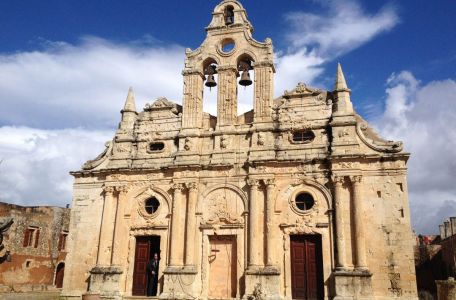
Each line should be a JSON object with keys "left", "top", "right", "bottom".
{"left": 55, "top": 262, "right": 65, "bottom": 288}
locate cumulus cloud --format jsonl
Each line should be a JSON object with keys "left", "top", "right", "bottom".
{"left": 0, "top": 126, "right": 111, "bottom": 206}
{"left": 0, "top": 37, "right": 185, "bottom": 129}
{"left": 274, "top": 0, "right": 399, "bottom": 95}
{"left": 374, "top": 72, "right": 456, "bottom": 234}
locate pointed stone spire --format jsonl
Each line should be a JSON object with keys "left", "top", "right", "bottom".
{"left": 122, "top": 87, "right": 137, "bottom": 113}
{"left": 332, "top": 63, "right": 354, "bottom": 116}
{"left": 334, "top": 63, "right": 349, "bottom": 91}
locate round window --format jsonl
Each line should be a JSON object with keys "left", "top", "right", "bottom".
{"left": 145, "top": 197, "right": 160, "bottom": 215}
{"left": 221, "top": 38, "right": 235, "bottom": 54}
{"left": 295, "top": 193, "right": 315, "bottom": 211}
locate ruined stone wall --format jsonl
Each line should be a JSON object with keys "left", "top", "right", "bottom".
{"left": 0, "top": 202, "right": 69, "bottom": 291}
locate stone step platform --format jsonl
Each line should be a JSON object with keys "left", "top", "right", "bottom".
{"left": 0, "top": 291, "right": 60, "bottom": 300}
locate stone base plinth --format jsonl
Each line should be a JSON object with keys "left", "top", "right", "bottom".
{"left": 159, "top": 266, "right": 198, "bottom": 300}
{"left": 244, "top": 266, "right": 282, "bottom": 300}
{"left": 88, "top": 266, "right": 123, "bottom": 300}
{"left": 333, "top": 269, "right": 373, "bottom": 300}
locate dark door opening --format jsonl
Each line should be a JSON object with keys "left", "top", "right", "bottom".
{"left": 290, "top": 235, "right": 324, "bottom": 300}
{"left": 54, "top": 262, "right": 65, "bottom": 288}
{"left": 132, "top": 236, "right": 161, "bottom": 296}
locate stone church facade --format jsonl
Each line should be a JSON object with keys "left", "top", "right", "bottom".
{"left": 62, "top": 1, "right": 418, "bottom": 299}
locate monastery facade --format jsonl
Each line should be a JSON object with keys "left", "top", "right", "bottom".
{"left": 62, "top": 1, "right": 418, "bottom": 299}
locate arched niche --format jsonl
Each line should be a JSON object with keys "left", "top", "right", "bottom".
{"left": 275, "top": 179, "right": 332, "bottom": 214}
{"left": 197, "top": 183, "right": 247, "bottom": 225}
{"left": 131, "top": 185, "right": 172, "bottom": 220}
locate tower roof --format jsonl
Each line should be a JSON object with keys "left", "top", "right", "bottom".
{"left": 122, "top": 87, "right": 137, "bottom": 113}
{"left": 334, "top": 63, "right": 349, "bottom": 91}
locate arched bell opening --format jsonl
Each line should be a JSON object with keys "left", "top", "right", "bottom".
{"left": 224, "top": 5, "right": 235, "bottom": 26}
{"left": 202, "top": 58, "right": 219, "bottom": 116}
{"left": 236, "top": 54, "right": 255, "bottom": 116}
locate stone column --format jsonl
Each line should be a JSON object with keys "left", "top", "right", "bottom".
{"left": 265, "top": 178, "right": 276, "bottom": 266}
{"left": 185, "top": 182, "right": 198, "bottom": 266}
{"left": 350, "top": 175, "right": 368, "bottom": 270}
{"left": 112, "top": 185, "right": 128, "bottom": 266}
{"left": 253, "top": 61, "right": 274, "bottom": 122}
{"left": 217, "top": 66, "right": 238, "bottom": 126}
{"left": 247, "top": 179, "right": 261, "bottom": 267}
{"left": 182, "top": 70, "right": 205, "bottom": 129}
{"left": 333, "top": 176, "right": 347, "bottom": 270}
{"left": 98, "top": 186, "right": 118, "bottom": 266}
{"left": 169, "top": 183, "right": 185, "bottom": 266}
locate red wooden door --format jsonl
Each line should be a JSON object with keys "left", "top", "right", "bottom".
{"left": 290, "top": 235, "right": 323, "bottom": 300}
{"left": 132, "top": 237, "right": 150, "bottom": 296}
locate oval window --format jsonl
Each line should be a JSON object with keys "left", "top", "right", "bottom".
{"left": 145, "top": 197, "right": 160, "bottom": 215}
{"left": 221, "top": 39, "right": 235, "bottom": 53}
{"left": 149, "top": 142, "right": 164, "bottom": 152}
{"left": 292, "top": 130, "right": 315, "bottom": 143}
{"left": 295, "top": 193, "right": 315, "bottom": 211}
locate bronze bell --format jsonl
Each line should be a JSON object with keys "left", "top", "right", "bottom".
{"left": 239, "top": 70, "right": 252, "bottom": 87}
{"left": 205, "top": 74, "right": 217, "bottom": 88}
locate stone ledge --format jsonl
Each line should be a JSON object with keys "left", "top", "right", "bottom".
{"left": 90, "top": 266, "right": 123, "bottom": 275}
{"left": 334, "top": 269, "right": 372, "bottom": 277}
{"left": 246, "top": 265, "right": 281, "bottom": 275}
{"left": 163, "top": 265, "right": 198, "bottom": 274}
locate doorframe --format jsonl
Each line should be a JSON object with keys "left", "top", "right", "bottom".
{"left": 200, "top": 226, "right": 245, "bottom": 300}
{"left": 126, "top": 227, "right": 169, "bottom": 297}
{"left": 281, "top": 229, "right": 332, "bottom": 300}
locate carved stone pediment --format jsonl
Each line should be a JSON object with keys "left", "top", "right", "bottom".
{"left": 144, "top": 97, "right": 179, "bottom": 114}
{"left": 283, "top": 82, "right": 325, "bottom": 99}
{"left": 202, "top": 197, "right": 243, "bottom": 225}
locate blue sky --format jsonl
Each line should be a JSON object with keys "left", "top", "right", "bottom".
{"left": 0, "top": 0, "right": 455, "bottom": 234}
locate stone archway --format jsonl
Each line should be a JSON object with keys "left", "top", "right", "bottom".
{"left": 55, "top": 262, "right": 65, "bottom": 288}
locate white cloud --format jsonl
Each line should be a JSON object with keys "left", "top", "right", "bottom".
{"left": 374, "top": 72, "right": 456, "bottom": 234}
{"left": 285, "top": 0, "right": 398, "bottom": 58}
{"left": 0, "top": 126, "right": 111, "bottom": 206}
{"left": 0, "top": 37, "right": 185, "bottom": 129}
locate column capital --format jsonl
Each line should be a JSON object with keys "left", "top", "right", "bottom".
{"left": 264, "top": 178, "right": 276, "bottom": 187}
{"left": 181, "top": 69, "right": 205, "bottom": 79}
{"left": 186, "top": 182, "right": 198, "bottom": 191}
{"left": 172, "top": 183, "right": 185, "bottom": 191}
{"left": 332, "top": 175, "right": 345, "bottom": 185}
{"left": 103, "top": 185, "right": 116, "bottom": 194}
{"left": 247, "top": 178, "right": 261, "bottom": 188}
{"left": 349, "top": 175, "right": 363, "bottom": 184}
{"left": 117, "top": 185, "right": 129, "bottom": 195}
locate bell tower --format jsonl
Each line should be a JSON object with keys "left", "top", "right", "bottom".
{"left": 181, "top": 0, "right": 275, "bottom": 129}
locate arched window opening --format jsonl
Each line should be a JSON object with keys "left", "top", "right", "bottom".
{"left": 237, "top": 54, "right": 255, "bottom": 116}
{"left": 224, "top": 6, "right": 235, "bottom": 25}
{"left": 237, "top": 54, "right": 254, "bottom": 88}
{"left": 203, "top": 58, "right": 219, "bottom": 116}
{"left": 145, "top": 197, "right": 160, "bottom": 215}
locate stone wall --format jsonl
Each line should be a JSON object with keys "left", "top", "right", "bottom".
{"left": 0, "top": 202, "right": 70, "bottom": 292}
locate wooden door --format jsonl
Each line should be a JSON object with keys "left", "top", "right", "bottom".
{"left": 132, "top": 237, "right": 151, "bottom": 296}
{"left": 290, "top": 235, "right": 323, "bottom": 300}
{"left": 208, "top": 235, "right": 237, "bottom": 299}
{"left": 55, "top": 263, "right": 65, "bottom": 288}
